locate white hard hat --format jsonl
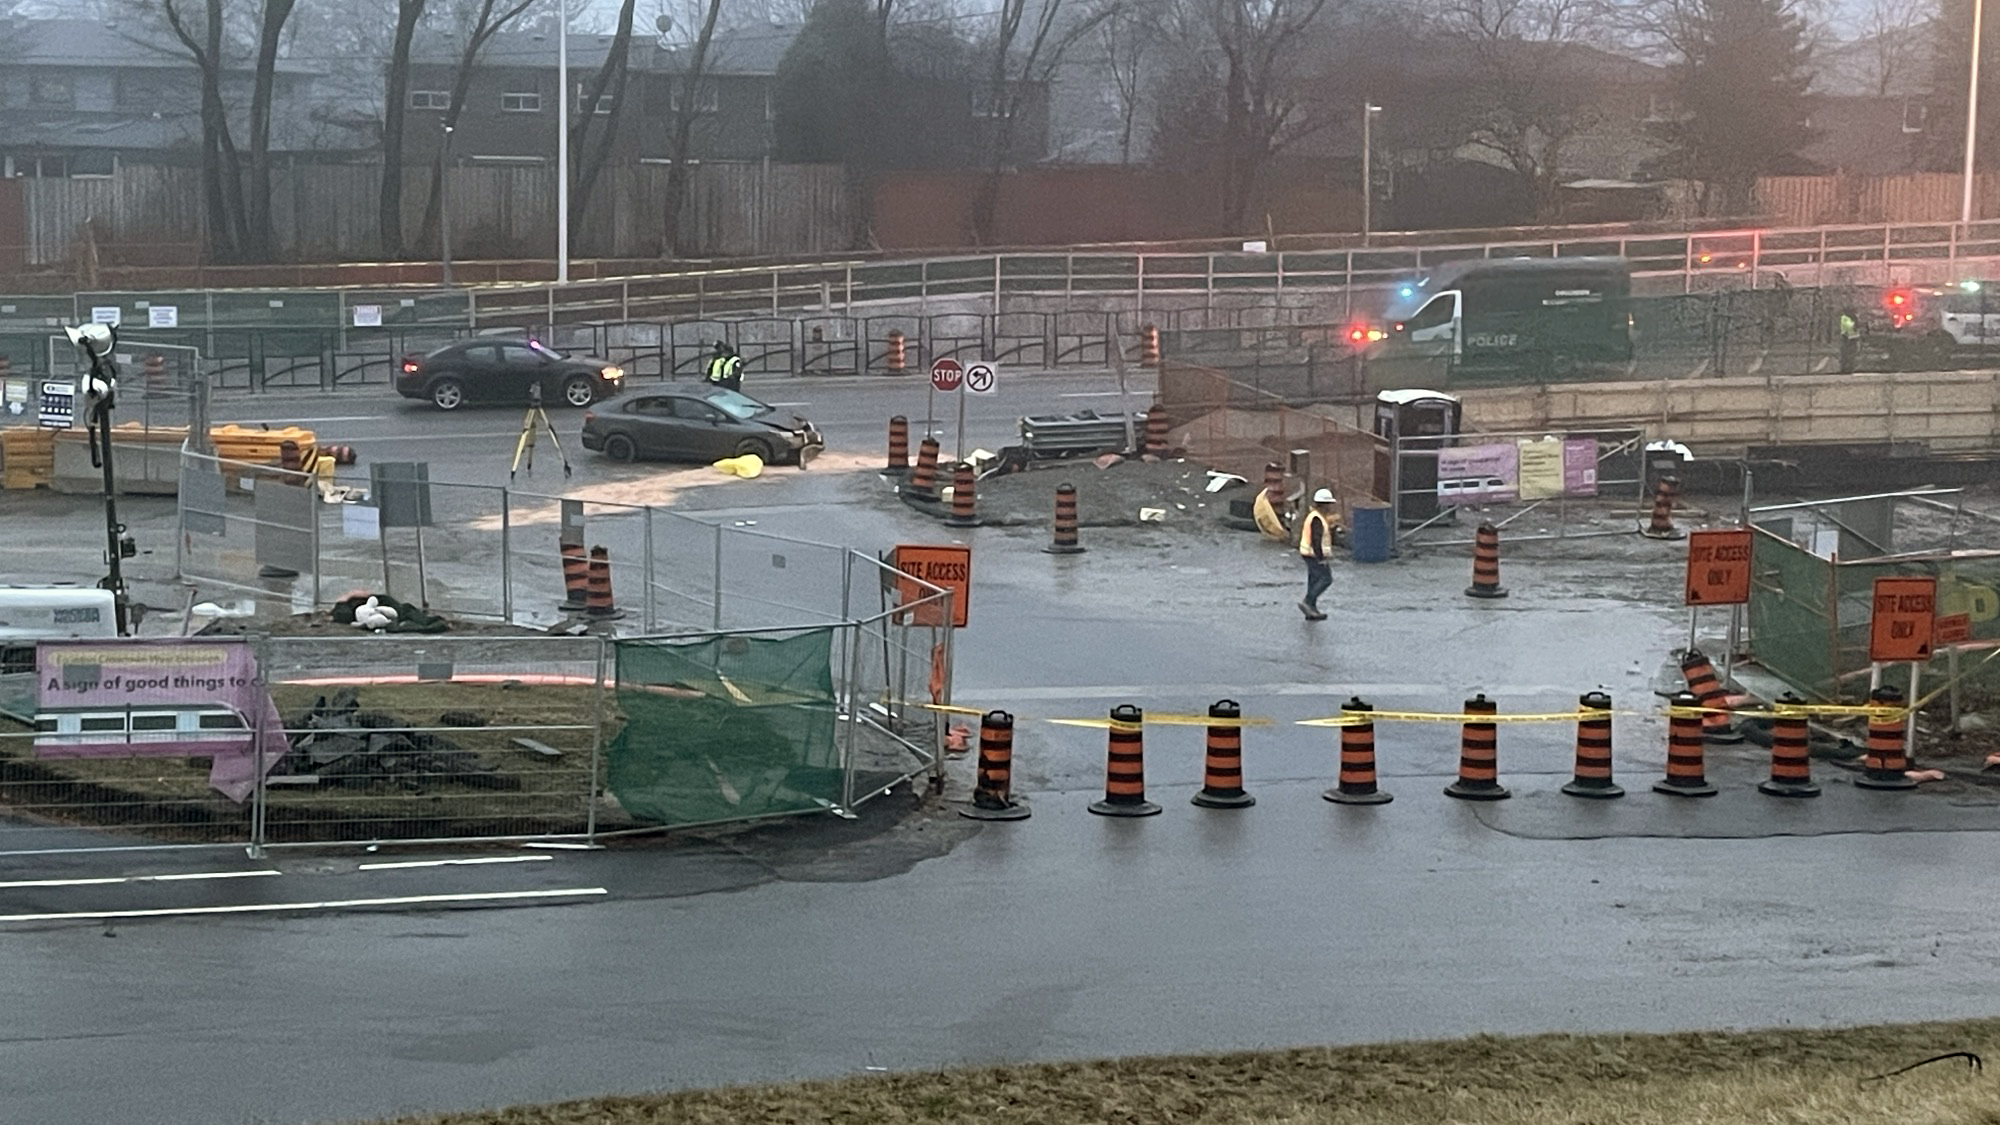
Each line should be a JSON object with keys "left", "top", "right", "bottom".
{"left": 1312, "top": 488, "right": 1335, "bottom": 503}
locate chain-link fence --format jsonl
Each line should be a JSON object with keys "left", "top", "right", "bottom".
{"left": 0, "top": 561, "right": 951, "bottom": 855}
{"left": 1389, "top": 429, "right": 1649, "bottom": 547}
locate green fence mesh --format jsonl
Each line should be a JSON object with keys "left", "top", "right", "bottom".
{"left": 1751, "top": 525, "right": 2000, "bottom": 703}
{"left": 606, "top": 630, "right": 841, "bottom": 826}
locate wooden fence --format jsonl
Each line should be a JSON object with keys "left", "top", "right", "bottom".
{"left": 14, "top": 161, "right": 853, "bottom": 266}
{"left": 1754, "top": 173, "right": 2000, "bottom": 227}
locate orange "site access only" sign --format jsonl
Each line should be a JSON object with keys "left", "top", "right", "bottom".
{"left": 1684, "top": 528, "right": 1753, "bottom": 606}
{"left": 892, "top": 544, "right": 971, "bottom": 628}
{"left": 1869, "top": 575, "right": 1937, "bottom": 662}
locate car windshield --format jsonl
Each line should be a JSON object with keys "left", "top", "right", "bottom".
{"left": 701, "top": 387, "right": 773, "bottom": 421}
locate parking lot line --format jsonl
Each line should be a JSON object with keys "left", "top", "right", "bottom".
{"left": 0, "top": 887, "right": 609, "bottom": 923}
{"left": 0, "top": 869, "right": 282, "bottom": 890}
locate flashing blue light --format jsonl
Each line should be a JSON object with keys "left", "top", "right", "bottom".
{"left": 1962, "top": 280, "right": 1983, "bottom": 292}
{"left": 1398, "top": 286, "right": 1415, "bottom": 299}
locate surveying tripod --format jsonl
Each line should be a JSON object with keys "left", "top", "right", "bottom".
{"left": 511, "top": 381, "right": 572, "bottom": 481}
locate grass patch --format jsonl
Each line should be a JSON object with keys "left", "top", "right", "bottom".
{"left": 349, "top": 1019, "right": 2000, "bottom": 1125}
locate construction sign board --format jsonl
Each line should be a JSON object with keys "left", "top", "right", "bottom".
{"left": 1869, "top": 575, "right": 1937, "bottom": 662}
{"left": 1684, "top": 528, "right": 1753, "bottom": 606}
{"left": 892, "top": 544, "right": 970, "bottom": 628}
{"left": 1935, "top": 613, "right": 1973, "bottom": 647}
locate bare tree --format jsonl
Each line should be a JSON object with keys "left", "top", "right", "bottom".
{"left": 1098, "top": 3, "right": 1155, "bottom": 162}
{"left": 160, "top": 0, "right": 250, "bottom": 259}
{"left": 658, "top": 0, "right": 725, "bottom": 256}
{"left": 568, "top": 0, "right": 639, "bottom": 235}
{"left": 970, "top": 0, "right": 1117, "bottom": 243}
{"left": 413, "top": 0, "right": 538, "bottom": 252}
{"left": 1150, "top": 0, "right": 1331, "bottom": 231}
{"left": 1439, "top": 0, "right": 1615, "bottom": 218}
{"left": 379, "top": 0, "right": 431, "bottom": 258}
{"left": 244, "top": 0, "right": 299, "bottom": 259}
{"left": 1856, "top": 0, "right": 1931, "bottom": 97}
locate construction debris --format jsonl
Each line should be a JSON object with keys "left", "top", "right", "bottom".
{"left": 278, "top": 688, "right": 521, "bottom": 791}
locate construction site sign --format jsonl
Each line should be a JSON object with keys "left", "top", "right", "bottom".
{"left": 1935, "top": 613, "right": 1973, "bottom": 647}
{"left": 893, "top": 544, "right": 971, "bottom": 628}
{"left": 1869, "top": 575, "right": 1937, "bottom": 662}
{"left": 1684, "top": 528, "right": 1753, "bottom": 606}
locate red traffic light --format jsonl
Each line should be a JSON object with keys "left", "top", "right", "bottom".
{"left": 1886, "top": 290, "right": 1910, "bottom": 307}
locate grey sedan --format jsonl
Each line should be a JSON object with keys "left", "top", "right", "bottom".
{"left": 580, "top": 388, "right": 824, "bottom": 466}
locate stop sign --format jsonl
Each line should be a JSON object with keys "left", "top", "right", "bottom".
{"left": 930, "top": 358, "right": 963, "bottom": 392}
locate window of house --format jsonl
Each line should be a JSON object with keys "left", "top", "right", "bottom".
{"left": 1904, "top": 99, "right": 1927, "bottom": 134}
{"left": 502, "top": 90, "right": 541, "bottom": 113}
{"left": 116, "top": 73, "right": 168, "bottom": 108}
{"left": 578, "top": 88, "right": 615, "bottom": 115}
{"left": 668, "top": 82, "right": 719, "bottom": 113}
{"left": 69, "top": 151, "right": 114, "bottom": 178}
{"left": 32, "top": 76, "right": 73, "bottom": 107}
{"left": 409, "top": 90, "right": 451, "bottom": 111}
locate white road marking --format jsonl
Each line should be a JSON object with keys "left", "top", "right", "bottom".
{"left": 358, "top": 855, "right": 552, "bottom": 871}
{"left": 0, "top": 887, "right": 608, "bottom": 923}
{"left": 224, "top": 416, "right": 377, "bottom": 425}
{"left": 1058, "top": 392, "right": 1126, "bottom": 398}
{"left": 0, "top": 869, "right": 282, "bottom": 890}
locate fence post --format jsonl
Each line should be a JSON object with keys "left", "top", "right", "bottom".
{"left": 586, "top": 634, "right": 607, "bottom": 843}
{"left": 621, "top": 281, "right": 630, "bottom": 323}
{"left": 500, "top": 487, "right": 513, "bottom": 624}
{"left": 712, "top": 522, "right": 724, "bottom": 630}
{"left": 1135, "top": 254, "right": 1145, "bottom": 315}
{"left": 643, "top": 505, "right": 656, "bottom": 632}
{"left": 249, "top": 634, "right": 270, "bottom": 858}
{"left": 993, "top": 254, "right": 1002, "bottom": 316}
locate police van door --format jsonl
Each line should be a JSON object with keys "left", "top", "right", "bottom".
{"left": 1400, "top": 292, "right": 1462, "bottom": 360}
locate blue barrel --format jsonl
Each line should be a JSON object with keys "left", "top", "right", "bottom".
{"left": 1348, "top": 501, "right": 1394, "bottom": 564}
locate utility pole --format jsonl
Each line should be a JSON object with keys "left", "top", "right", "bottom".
{"left": 1361, "top": 102, "right": 1382, "bottom": 245}
{"left": 1965, "top": 0, "right": 1985, "bottom": 226}
{"left": 557, "top": 4, "right": 571, "bottom": 285}
{"left": 440, "top": 122, "right": 455, "bottom": 286}
{"left": 64, "top": 324, "right": 133, "bottom": 635}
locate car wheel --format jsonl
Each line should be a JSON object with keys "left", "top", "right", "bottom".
{"left": 430, "top": 377, "right": 466, "bottom": 411}
{"left": 603, "top": 434, "right": 637, "bottom": 463}
{"left": 734, "top": 438, "right": 777, "bottom": 463}
{"left": 562, "top": 375, "right": 596, "bottom": 408}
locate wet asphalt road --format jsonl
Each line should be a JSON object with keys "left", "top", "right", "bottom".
{"left": 4, "top": 381, "right": 2000, "bottom": 1124}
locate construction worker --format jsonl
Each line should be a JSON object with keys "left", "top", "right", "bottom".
{"left": 1838, "top": 308, "right": 1860, "bottom": 374}
{"left": 1297, "top": 487, "right": 1337, "bottom": 621}
{"left": 704, "top": 341, "right": 743, "bottom": 392}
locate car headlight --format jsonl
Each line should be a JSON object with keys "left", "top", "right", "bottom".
{"left": 600, "top": 365, "right": 624, "bottom": 380}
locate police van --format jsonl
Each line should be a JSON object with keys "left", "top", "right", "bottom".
{"left": 1365, "top": 257, "right": 1635, "bottom": 377}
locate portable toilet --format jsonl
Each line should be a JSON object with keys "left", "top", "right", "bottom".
{"left": 1371, "top": 389, "right": 1462, "bottom": 526}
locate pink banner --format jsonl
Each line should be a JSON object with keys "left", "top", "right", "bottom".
{"left": 1563, "top": 438, "right": 1599, "bottom": 497}
{"left": 1436, "top": 443, "right": 1519, "bottom": 505}
{"left": 34, "top": 640, "right": 289, "bottom": 803}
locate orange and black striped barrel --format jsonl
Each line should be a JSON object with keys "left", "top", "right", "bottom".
{"left": 279, "top": 439, "right": 303, "bottom": 473}
{"left": 1640, "top": 474, "right": 1684, "bottom": 539}
{"left": 1140, "top": 324, "right": 1160, "bottom": 367}
{"left": 1465, "top": 524, "right": 1508, "bottom": 599}
{"left": 944, "top": 463, "right": 978, "bottom": 528}
{"left": 1679, "top": 648, "right": 1741, "bottom": 743}
{"left": 1445, "top": 693, "right": 1510, "bottom": 800}
{"left": 560, "top": 542, "right": 589, "bottom": 609}
{"left": 1191, "top": 699, "right": 1254, "bottom": 809}
{"left": 1857, "top": 685, "right": 1918, "bottom": 791}
{"left": 1089, "top": 704, "right": 1160, "bottom": 816}
{"left": 1653, "top": 690, "right": 1718, "bottom": 796}
{"left": 1758, "top": 692, "right": 1820, "bottom": 798}
{"left": 1143, "top": 406, "right": 1171, "bottom": 456}
{"left": 1045, "top": 483, "right": 1085, "bottom": 555}
{"left": 1562, "top": 691, "right": 1623, "bottom": 798}
{"left": 585, "top": 546, "right": 616, "bottom": 618}
{"left": 961, "top": 709, "right": 1031, "bottom": 821}
{"left": 886, "top": 415, "right": 909, "bottom": 474}
{"left": 886, "top": 329, "right": 907, "bottom": 374}
{"left": 144, "top": 354, "right": 167, "bottom": 391}
{"left": 909, "top": 437, "right": 941, "bottom": 500}
{"left": 1324, "top": 696, "right": 1392, "bottom": 805}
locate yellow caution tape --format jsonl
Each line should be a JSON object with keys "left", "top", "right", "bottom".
{"left": 1049, "top": 714, "right": 1273, "bottom": 729}
{"left": 918, "top": 703, "right": 989, "bottom": 717}
{"left": 1298, "top": 709, "right": 1592, "bottom": 727}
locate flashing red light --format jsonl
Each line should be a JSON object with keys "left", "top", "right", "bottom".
{"left": 1887, "top": 290, "right": 1910, "bottom": 307}
{"left": 1348, "top": 327, "right": 1367, "bottom": 343}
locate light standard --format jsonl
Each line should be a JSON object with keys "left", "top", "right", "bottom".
{"left": 440, "top": 122, "right": 455, "bottom": 286}
{"left": 1361, "top": 102, "right": 1383, "bottom": 245}
{"left": 556, "top": 2, "right": 571, "bottom": 284}
{"left": 1965, "top": 0, "right": 1986, "bottom": 226}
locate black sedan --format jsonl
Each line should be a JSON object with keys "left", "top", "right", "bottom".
{"left": 581, "top": 387, "right": 824, "bottom": 466}
{"left": 396, "top": 338, "right": 625, "bottom": 411}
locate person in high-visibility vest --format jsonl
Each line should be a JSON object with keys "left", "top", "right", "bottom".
{"left": 1838, "top": 309, "right": 1860, "bottom": 374}
{"left": 1296, "top": 487, "right": 1337, "bottom": 621}
{"left": 704, "top": 341, "right": 743, "bottom": 392}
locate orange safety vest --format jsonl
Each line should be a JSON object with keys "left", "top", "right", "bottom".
{"left": 1297, "top": 509, "right": 1334, "bottom": 560}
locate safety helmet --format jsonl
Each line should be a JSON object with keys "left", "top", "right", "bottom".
{"left": 1312, "top": 488, "right": 1335, "bottom": 503}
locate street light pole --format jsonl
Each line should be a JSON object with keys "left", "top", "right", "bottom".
{"left": 1361, "top": 102, "right": 1382, "bottom": 245}
{"left": 1965, "top": 0, "right": 1985, "bottom": 226}
{"left": 556, "top": 4, "right": 571, "bottom": 285}
{"left": 440, "top": 122, "right": 455, "bottom": 286}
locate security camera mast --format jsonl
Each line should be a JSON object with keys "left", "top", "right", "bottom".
{"left": 64, "top": 322, "right": 132, "bottom": 636}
